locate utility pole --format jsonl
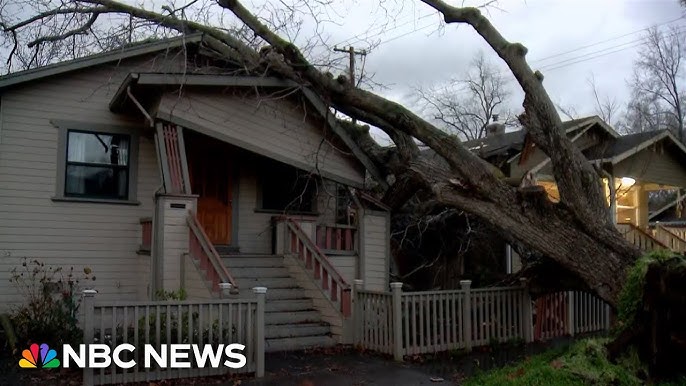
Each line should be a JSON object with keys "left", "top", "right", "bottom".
{"left": 334, "top": 46, "right": 367, "bottom": 125}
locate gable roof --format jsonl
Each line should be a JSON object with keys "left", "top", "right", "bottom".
{"left": 0, "top": 34, "right": 386, "bottom": 187}
{"left": 584, "top": 129, "right": 686, "bottom": 165}
{"left": 0, "top": 33, "right": 204, "bottom": 91}
{"left": 463, "top": 115, "right": 617, "bottom": 161}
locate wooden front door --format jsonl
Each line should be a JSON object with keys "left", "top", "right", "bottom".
{"left": 186, "top": 134, "right": 233, "bottom": 245}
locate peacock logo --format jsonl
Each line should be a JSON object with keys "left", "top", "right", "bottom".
{"left": 19, "top": 343, "right": 61, "bottom": 368}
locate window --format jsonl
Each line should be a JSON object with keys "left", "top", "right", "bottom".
{"left": 64, "top": 130, "right": 131, "bottom": 200}
{"left": 260, "top": 163, "right": 316, "bottom": 213}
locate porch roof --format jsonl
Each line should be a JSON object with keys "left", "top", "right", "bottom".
{"left": 110, "top": 72, "right": 385, "bottom": 188}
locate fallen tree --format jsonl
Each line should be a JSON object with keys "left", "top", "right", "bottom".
{"left": 0, "top": 0, "right": 640, "bottom": 308}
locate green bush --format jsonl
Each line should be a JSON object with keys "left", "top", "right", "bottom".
{"left": 616, "top": 250, "right": 684, "bottom": 329}
{"left": 8, "top": 258, "right": 96, "bottom": 348}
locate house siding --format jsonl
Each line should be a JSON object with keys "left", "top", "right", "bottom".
{"left": 614, "top": 147, "right": 686, "bottom": 188}
{"left": 156, "top": 90, "right": 365, "bottom": 187}
{"left": 361, "top": 211, "right": 389, "bottom": 291}
{"left": 0, "top": 57, "right": 176, "bottom": 310}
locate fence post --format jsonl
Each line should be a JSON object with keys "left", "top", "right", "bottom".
{"left": 253, "top": 287, "right": 267, "bottom": 378}
{"left": 567, "top": 291, "right": 575, "bottom": 336}
{"left": 604, "top": 303, "right": 611, "bottom": 331}
{"left": 390, "top": 282, "right": 403, "bottom": 361}
{"left": 520, "top": 278, "right": 534, "bottom": 343}
{"left": 219, "top": 282, "right": 232, "bottom": 298}
{"left": 353, "top": 279, "right": 364, "bottom": 344}
{"left": 460, "top": 280, "right": 472, "bottom": 352}
{"left": 82, "top": 289, "right": 97, "bottom": 386}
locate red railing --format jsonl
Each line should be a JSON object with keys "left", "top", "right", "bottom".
{"left": 284, "top": 219, "right": 352, "bottom": 317}
{"left": 139, "top": 217, "right": 152, "bottom": 253}
{"left": 534, "top": 292, "right": 568, "bottom": 341}
{"left": 316, "top": 223, "right": 356, "bottom": 254}
{"left": 162, "top": 123, "right": 187, "bottom": 194}
{"left": 187, "top": 212, "right": 237, "bottom": 292}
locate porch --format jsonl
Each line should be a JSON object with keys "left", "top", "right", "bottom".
{"left": 132, "top": 118, "right": 390, "bottom": 351}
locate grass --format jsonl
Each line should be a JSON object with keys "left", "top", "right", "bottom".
{"left": 462, "top": 339, "right": 686, "bottom": 386}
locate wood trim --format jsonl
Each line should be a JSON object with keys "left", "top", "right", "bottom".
{"left": 156, "top": 122, "right": 173, "bottom": 194}
{"left": 176, "top": 125, "right": 192, "bottom": 195}
{"left": 157, "top": 112, "right": 365, "bottom": 188}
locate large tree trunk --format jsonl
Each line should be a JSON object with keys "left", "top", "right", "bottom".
{"left": 607, "top": 259, "right": 686, "bottom": 379}
{"left": 4, "top": 0, "right": 643, "bottom": 307}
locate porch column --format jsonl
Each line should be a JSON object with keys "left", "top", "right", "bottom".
{"left": 608, "top": 173, "right": 617, "bottom": 225}
{"left": 153, "top": 194, "right": 198, "bottom": 296}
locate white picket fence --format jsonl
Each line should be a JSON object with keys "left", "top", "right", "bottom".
{"left": 80, "top": 289, "right": 265, "bottom": 386}
{"left": 354, "top": 280, "right": 610, "bottom": 360}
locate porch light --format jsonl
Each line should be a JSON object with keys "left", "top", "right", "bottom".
{"left": 620, "top": 177, "right": 636, "bottom": 187}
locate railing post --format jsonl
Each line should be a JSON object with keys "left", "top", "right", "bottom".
{"left": 460, "top": 280, "right": 472, "bottom": 352}
{"left": 219, "top": 282, "right": 232, "bottom": 298}
{"left": 252, "top": 287, "right": 267, "bottom": 378}
{"left": 82, "top": 289, "right": 97, "bottom": 386}
{"left": 353, "top": 279, "right": 363, "bottom": 344}
{"left": 390, "top": 282, "right": 403, "bottom": 361}
{"left": 520, "top": 278, "right": 534, "bottom": 343}
{"left": 567, "top": 291, "right": 575, "bottom": 336}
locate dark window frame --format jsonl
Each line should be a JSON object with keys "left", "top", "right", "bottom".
{"left": 64, "top": 129, "right": 132, "bottom": 200}
{"left": 256, "top": 162, "right": 318, "bottom": 215}
{"left": 51, "top": 120, "right": 141, "bottom": 205}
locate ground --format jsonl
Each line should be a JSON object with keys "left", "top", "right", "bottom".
{"left": 244, "top": 340, "right": 571, "bottom": 386}
{"left": 0, "top": 340, "right": 570, "bottom": 385}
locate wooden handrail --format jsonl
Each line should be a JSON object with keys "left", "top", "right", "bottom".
{"left": 283, "top": 218, "right": 352, "bottom": 317}
{"left": 316, "top": 223, "right": 357, "bottom": 253}
{"left": 186, "top": 211, "right": 237, "bottom": 291}
{"left": 653, "top": 225, "right": 686, "bottom": 253}
{"left": 616, "top": 222, "right": 669, "bottom": 251}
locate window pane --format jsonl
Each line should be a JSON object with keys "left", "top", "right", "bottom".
{"left": 67, "top": 131, "right": 129, "bottom": 165}
{"left": 65, "top": 165, "right": 128, "bottom": 199}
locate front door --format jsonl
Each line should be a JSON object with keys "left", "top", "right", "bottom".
{"left": 186, "top": 133, "right": 233, "bottom": 245}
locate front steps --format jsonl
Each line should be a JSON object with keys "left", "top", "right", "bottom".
{"left": 221, "top": 254, "right": 337, "bottom": 352}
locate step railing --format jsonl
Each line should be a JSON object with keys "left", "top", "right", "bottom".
{"left": 315, "top": 223, "right": 357, "bottom": 255}
{"left": 652, "top": 225, "right": 686, "bottom": 253}
{"left": 138, "top": 217, "right": 152, "bottom": 254}
{"left": 187, "top": 211, "right": 237, "bottom": 293}
{"left": 616, "top": 222, "right": 669, "bottom": 252}
{"left": 282, "top": 218, "right": 352, "bottom": 317}
{"left": 664, "top": 226, "right": 686, "bottom": 241}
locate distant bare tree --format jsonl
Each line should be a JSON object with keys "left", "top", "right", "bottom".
{"left": 588, "top": 74, "right": 622, "bottom": 128}
{"left": 417, "top": 52, "right": 516, "bottom": 140}
{"left": 627, "top": 26, "right": 684, "bottom": 140}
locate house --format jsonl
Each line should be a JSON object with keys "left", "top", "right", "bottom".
{"left": 0, "top": 33, "right": 391, "bottom": 351}
{"left": 463, "top": 116, "right": 686, "bottom": 271}
{"left": 649, "top": 194, "right": 686, "bottom": 241}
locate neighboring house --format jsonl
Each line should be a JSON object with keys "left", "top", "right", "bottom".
{"left": 464, "top": 116, "right": 686, "bottom": 271}
{"left": 649, "top": 194, "right": 686, "bottom": 241}
{"left": 0, "top": 34, "right": 390, "bottom": 351}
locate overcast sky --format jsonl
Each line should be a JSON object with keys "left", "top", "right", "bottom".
{"left": 306, "top": 0, "right": 685, "bottom": 122}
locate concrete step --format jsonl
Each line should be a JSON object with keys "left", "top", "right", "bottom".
{"left": 229, "top": 267, "right": 290, "bottom": 278}
{"left": 265, "top": 335, "right": 337, "bottom": 353}
{"left": 265, "top": 323, "right": 330, "bottom": 339}
{"left": 266, "top": 288, "right": 308, "bottom": 300}
{"left": 265, "top": 310, "right": 321, "bottom": 325}
{"left": 222, "top": 256, "right": 284, "bottom": 268}
{"left": 235, "top": 277, "right": 298, "bottom": 289}
{"left": 265, "top": 299, "right": 314, "bottom": 312}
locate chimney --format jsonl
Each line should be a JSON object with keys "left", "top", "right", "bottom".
{"left": 485, "top": 114, "right": 505, "bottom": 137}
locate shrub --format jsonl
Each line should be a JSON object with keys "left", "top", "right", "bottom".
{"left": 9, "top": 258, "right": 95, "bottom": 348}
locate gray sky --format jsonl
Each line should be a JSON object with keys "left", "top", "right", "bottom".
{"left": 312, "top": 0, "right": 685, "bottom": 122}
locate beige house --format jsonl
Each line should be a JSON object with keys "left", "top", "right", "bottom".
{"left": 464, "top": 116, "right": 686, "bottom": 271}
{"left": 0, "top": 34, "right": 390, "bottom": 351}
